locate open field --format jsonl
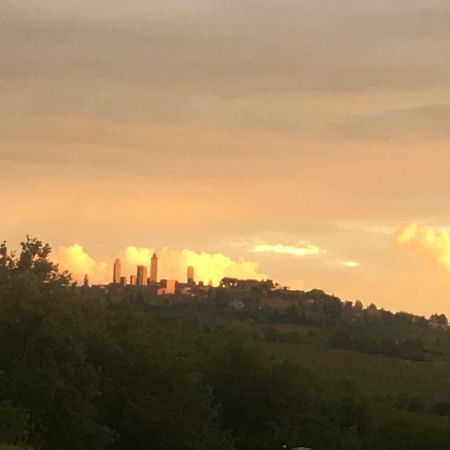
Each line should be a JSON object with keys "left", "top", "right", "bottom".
{"left": 263, "top": 340, "right": 450, "bottom": 401}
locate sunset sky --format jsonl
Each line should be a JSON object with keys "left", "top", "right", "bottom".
{"left": 2, "top": 1, "right": 450, "bottom": 316}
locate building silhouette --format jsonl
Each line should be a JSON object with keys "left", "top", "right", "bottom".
{"left": 165, "top": 280, "right": 176, "bottom": 295}
{"left": 187, "top": 266, "right": 195, "bottom": 285}
{"left": 137, "top": 265, "right": 148, "bottom": 286}
{"left": 158, "top": 279, "right": 176, "bottom": 295}
{"left": 150, "top": 253, "right": 158, "bottom": 283}
{"left": 83, "top": 274, "right": 89, "bottom": 287}
{"left": 119, "top": 276, "right": 127, "bottom": 287}
{"left": 113, "top": 258, "right": 121, "bottom": 284}
{"left": 130, "top": 275, "right": 137, "bottom": 286}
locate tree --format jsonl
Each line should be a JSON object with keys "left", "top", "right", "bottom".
{"left": 354, "top": 300, "right": 363, "bottom": 311}
{"left": 0, "top": 401, "right": 30, "bottom": 445}
{"left": 0, "top": 238, "right": 112, "bottom": 450}
{"left": 16, "top": 236, "right": 71, "bottom": 285}
{"left": 198, "top": 336, "right": 315, "bottom": 450}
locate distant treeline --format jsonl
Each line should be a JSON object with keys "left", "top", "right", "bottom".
{"left": 2, "top": 238, "right": 450, "bottom": 450}
{"left": 214, "top": 283, "right": 449, "bottom": 362}
{"left": 216, "top": 284, "right": 448, "bottom": 331}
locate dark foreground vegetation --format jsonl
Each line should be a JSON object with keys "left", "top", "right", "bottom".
{"left": 2, "top": 238, "right": 450, "bottom": 449}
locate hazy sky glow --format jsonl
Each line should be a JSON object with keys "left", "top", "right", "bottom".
{"left": 2, "top": 1, "right": 450, "bottom": 315}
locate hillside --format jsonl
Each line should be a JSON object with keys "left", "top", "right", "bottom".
{"left": 2, "top": 238, "right": 450, "bottom": 449}
{"left": 150, "top": 297, "right": 450, "bottom": 403}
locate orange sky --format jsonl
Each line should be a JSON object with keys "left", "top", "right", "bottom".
{"left": 2, "top": 1, "right": 450, "bottom": 316}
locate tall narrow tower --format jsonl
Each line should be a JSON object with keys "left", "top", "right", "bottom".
{"left": 150, "top": 253, "right": 158, "bottom": 283}
{"left": 187, "top": 266, "right": 195, "bottom": 285}
{"left": 113, "top": 258, "right": 121, "bottom": 284}
{"left": 136, "top": 265, "right": 148, "bottom": 286}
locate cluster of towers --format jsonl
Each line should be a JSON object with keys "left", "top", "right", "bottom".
{"left": 112, "top": 253, "right": 195, "bottom": 288}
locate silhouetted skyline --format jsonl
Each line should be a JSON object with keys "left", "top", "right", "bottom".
{"left": 3, "top": 1, "right": 450, "bottom": 316}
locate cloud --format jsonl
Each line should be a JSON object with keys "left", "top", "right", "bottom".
{"left": 1, "top": 0, "right": 216, "bottom": 23}
{"left": 252, "top": 243, "right": 327, "bottom": 257}
{"left": 340, "top": 260, "right": 361, "bottom": 268}
{"left": 53, "top": 244, "right": 109, "bottom": 283}
{"left": 53, "top": 244, "right": 266, "bottom": 286}
{"left": 396, "top": 223, "right": 419, "bottom": 244}
{"left": 337, "top": 221, "right": 395, "bottom": 235}
{"left": 396, "top": 223, "right": 450, "bottom": 270}
{"left": 120, "top": 247, "right": 267, "bottom": 285}
{"left": 3, "top": 0, "right": 450, "bottom": 94}
{"left": 122, "top": 246, "right": 152, "bottom": 266}
{"left": 334, "top": 103, "right": 450, "bottom": 141}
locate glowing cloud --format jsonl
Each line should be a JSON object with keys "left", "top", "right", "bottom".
{"left": 340, "top": 260, "right": 361, "bottom": 268}
{"left": 53, "top": 245, "right": 110, "bottom": 283}
{"left": 167, "top": 249, "right": 266, "bottom": 286}
{"left": 396, "top": 223, "right": 450, "bottom": 271}
{"left": 252, "top": 243, "right": 326, "bottom": 257}
{"left": 396, "top": 223, "right": 419, "bottom": 244}
{"left": 122, "top": 246, "right": 152, "bottom": 266}
{"left": 54, "top": 245, "right": 266, "bottom": 286}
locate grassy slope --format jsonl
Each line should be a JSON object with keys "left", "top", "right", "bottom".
{"left": 263, "top": 340, "right": 450, "bottom": 401}
{"left": 161, "top": 302, "right": 450, "bottom": 401}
